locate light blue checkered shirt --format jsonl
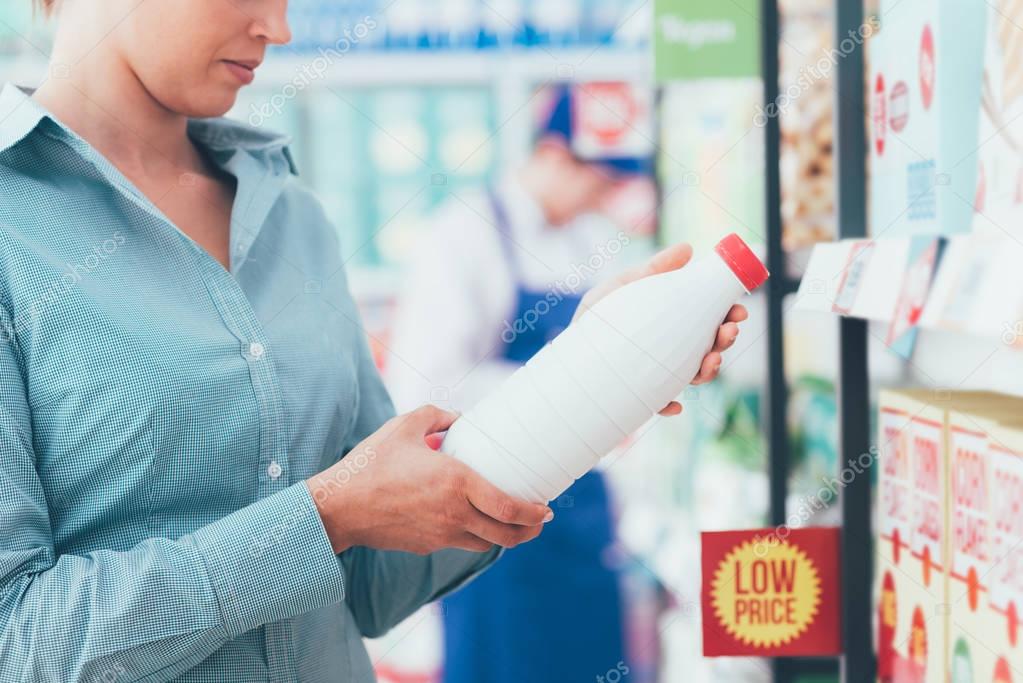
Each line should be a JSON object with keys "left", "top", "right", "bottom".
{"left": 0, "top": 82, "right": 497, "bottom": 683}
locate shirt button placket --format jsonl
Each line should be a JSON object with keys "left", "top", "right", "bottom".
{"left": 239, "top": 335, "right": 294, "bottom": 681}
{"left": 244, "top": 340, "right": 285, "bottom": 491}
{"left": 191, "top": 211, "right": 297, "bottom": 681}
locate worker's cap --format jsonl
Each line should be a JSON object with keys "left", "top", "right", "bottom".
{"left": 536, "top": 83, "right": 656, "bottom": 177}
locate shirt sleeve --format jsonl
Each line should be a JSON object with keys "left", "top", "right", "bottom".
{"left": 0, "top": 305, "right": 348, "bottom": 682}
{"left": 338, "top": 303, "right": 501, "bottom": 639}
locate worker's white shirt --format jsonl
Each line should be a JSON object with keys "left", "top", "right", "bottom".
{"left": 386, "top": 175, "right": 645, "bottom": 414}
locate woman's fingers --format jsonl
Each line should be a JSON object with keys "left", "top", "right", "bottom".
{"left": 463, "top": 508, "right": 544, "bottom": 548}
{"left": 573, "top": 243, "right": 696, "bottom": 322}
{"left": 401, "top": 404, "right": 460, "bottom": 436}
{"left": 713, "top": 322, "right": 740, "bottom": 352}
{"left": 452, "top": 532, "right": 496, "bottom": 554}
{"left": 657, "top": 401, "right": 683, "bottom": 416}
{"left": 638, "top": 243, "right": 694, "bottom": 280}
{"left": 464, "top": 468, "right": 552, "bottom": 527}
{"left": 726, "top": 304, "right": 749, "bottom": 323}
{"left": 576, "top": 248, "right": 746, "bottom": 415}
{"left": 610, "top": 243, "right": 693, "bottom": 291}
{"left": 711, "top": 305, "right": 747, "bottom": 352}
{"left": 692, "top": 351, "right": 723, "bottom": 385}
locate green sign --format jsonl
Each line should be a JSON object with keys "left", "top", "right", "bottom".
{"left": 654, "top": 0, "right": 761, "bottom": 81}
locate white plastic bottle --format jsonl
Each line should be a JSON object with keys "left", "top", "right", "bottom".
{"left": 441, "top": 233, "right": 769, "bottom": 503}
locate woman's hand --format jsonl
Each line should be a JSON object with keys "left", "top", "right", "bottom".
{"left": 573, "top": 243, "right": 749, "bottom": 416}
{"left": 308, "top": 405, "right": 552, "bottom": 555}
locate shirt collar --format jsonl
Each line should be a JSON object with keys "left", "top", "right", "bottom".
{"left": 0, "top": 82, "right": 49, "bottom": 153}
{"left": 0, "top": 81, "right": 298, "bottom": 175}
{"left": 187, "top": 117, "right": 298, "bottom": 175}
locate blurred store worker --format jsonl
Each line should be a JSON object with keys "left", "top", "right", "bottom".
{"left": 388, "top": 84, "right": 660, "bottom": 411}
{"left": 388, "top": 85, "right": 739, "bottom": 683}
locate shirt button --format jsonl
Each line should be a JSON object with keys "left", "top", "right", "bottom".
{"left": 267, "top": 461, "right": 282, "bottom": 480}
{"left": 248, "top": 342, "right": 265, "bottom": 360}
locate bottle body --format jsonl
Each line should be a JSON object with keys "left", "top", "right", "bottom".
{"left": 442, "top": 243, "right": 756, "bottom": 503}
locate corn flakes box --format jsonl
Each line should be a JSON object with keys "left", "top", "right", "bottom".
{"left": 876, "top": 390, "right": 946, "bottom": 683}
{"left": 876, "top": 391, "right": 1019, "bottom": 683}
{"left": 949, "top": 416, "right": 1023, "bottom": 683}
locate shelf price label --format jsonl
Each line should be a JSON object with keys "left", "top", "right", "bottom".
{"left": 701, "top": 527, "right": 842, "bottom": 657}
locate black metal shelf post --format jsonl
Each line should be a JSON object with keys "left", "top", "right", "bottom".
{"left": 834, "top": 0, "right": 874, "bottom": 680}
{"left": 761, "top": 0, "right": 872, "bottom": 681}
{"left": 760, "top": 0, "right": 787, "bottom": 534}
{"left": 759, "top": 0, "right": 799, "bottom": 679}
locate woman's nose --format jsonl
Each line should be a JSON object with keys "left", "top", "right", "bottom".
{"left": 251, "top": 1, "right": 292, "bottom": 45}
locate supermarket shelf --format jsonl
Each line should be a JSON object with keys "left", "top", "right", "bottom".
{"left": 259, "top": 48, "right": 653, "bottom": 86}
{"left": 0, "top": 48, "right": 653, "bottom": 89}
{"left": 793, "top": 233, "right": 1023, "bottom": 343}
{"left": 794, "top": 233, "right": 1023, "bottom": 397}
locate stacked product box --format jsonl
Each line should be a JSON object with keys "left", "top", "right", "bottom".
{"left": 875, "top": 390, "right": 1023, "bottom": 683}
{"left": 875, "top": 389, "right": 949, "bottom": 683}
{"left": 947, "top": 412, "right": 1023, "bottom": 683}
{"left": 868, "top": 0, "right": 986, "bottom": 238}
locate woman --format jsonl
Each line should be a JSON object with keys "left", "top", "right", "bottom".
{"left": 0, "top": 2, "right": 745, "bottom": 682}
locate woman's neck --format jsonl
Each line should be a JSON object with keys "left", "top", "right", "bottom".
{"left": 33, "top": 34, "right": 204, "bottom": 179}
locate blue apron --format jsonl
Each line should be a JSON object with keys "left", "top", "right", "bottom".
{"left": 441, "top": 190, "right": 626, "bottom": 683}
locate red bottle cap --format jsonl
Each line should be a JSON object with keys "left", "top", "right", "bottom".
{"left": 714, "top": 233, "right": 770, "bottom": 292}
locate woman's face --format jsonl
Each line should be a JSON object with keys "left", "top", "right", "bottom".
{"left": 99, "top": 0, "right": 291, "bottom": 116}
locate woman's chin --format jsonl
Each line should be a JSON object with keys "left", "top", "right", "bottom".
{"left": 174, "top": 87, "right": 241, "bottom": 120}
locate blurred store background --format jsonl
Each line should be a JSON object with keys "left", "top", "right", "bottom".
{"left": 0, "top": 1, "right": 898, "bottom": 682}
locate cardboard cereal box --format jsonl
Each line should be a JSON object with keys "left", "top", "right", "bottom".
{"left": 869, "top": 0, "right": 987, "bottom": 238}
{"left": 876, "top": 391, "right": 1020, "bottom": 683}
{"left": 876, "top": 390, "right": 947, "bottom": 683}
{"left": 948, "top": 414, "right": 1023, "bottom": 683}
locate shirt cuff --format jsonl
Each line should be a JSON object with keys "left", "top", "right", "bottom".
{"left": 434, "top": 545, "right": 504, "bottom": 598}
{"left": 187, "top": 482, "right": 346, "bottom": 637}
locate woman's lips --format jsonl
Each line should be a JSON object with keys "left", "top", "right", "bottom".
{"left": 223, "top": 60, "right": 256, "bottom": 85}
